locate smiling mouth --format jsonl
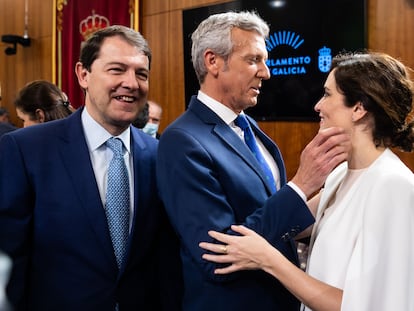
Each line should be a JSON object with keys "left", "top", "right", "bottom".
{"left": 115, "top": 95, "right": 136, "bottom": 103}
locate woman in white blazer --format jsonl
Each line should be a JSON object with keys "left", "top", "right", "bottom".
{"left": 199, "top": 51, "right": 414, "bottom": 311}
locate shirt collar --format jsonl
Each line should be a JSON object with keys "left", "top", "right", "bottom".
{"left": 81, "top": 107, "right": 131, "bottom": 153}
{"left": 197, "top": 90, "right": 239, "bottom": 125}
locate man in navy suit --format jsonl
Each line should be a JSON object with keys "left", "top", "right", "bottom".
{"left": 0, "top": 25, "right": 180, "bottom": 310}
{"left": 157, "top": 11, "right": 350, "bottom": 310}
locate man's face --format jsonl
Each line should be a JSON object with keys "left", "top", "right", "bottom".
{"left": 217, "top": 28, "right": 270, "bottom": 113}
{"left": 76, "top": 35, "right": 149, "bottom": 135}
{"left": 147, "top": 103, "right": 162, "bottom": 125}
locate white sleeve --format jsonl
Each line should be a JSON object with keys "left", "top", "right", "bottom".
{"left": 341, "top": 174, "right": 414, "bottom": 311}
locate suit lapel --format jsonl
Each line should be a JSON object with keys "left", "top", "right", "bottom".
{"left": 189, "top": 98, "right": 281, "bottom": 194}
{"left": 58, "top": 109, "right": 115, "bottom": 265}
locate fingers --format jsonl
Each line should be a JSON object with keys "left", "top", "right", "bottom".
{"left": 201, "top": 252, "right": 248, "bottom": 275}
{"left": 292, "top": 127, "right": 350, "bottom": 197}
{"left": 199, "top": 241, "right": 228, "bottom": 255}
{"left": 314, "top": 127, "right": 347, "bottom": 145}
{"left": 199, "top": 226, "right": 260, "bottom": 275}
{"left": 214, "top": 265, "right": 240, "bottom": 274}
{"left": 201, "top": 253, "right": 232, "bottom": 264}
{"left": 207, "top": 230, "right": 230, "bottom": 243}
{"left": 230, "top": 224, "right": 253, "bottom": 236}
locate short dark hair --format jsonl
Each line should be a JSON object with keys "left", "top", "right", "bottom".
{"left": 79, "top": 25, "right": 152, "bottom": 72}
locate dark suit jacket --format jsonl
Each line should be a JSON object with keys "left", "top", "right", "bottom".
{"left": 0, "top": 122, "right": 17, "bottom": 138}
{"left": 0, "top": 108, "right": 181, "bottom": 311}
{"left": 157, "top": 97, "right": 314, "bottom": 311}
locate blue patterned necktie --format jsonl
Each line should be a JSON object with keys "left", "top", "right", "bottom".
{"left": 235, "top": 114, "right": 277, "bottom": 194}
{"left": 105, "top": 137, "right": 130, "bottom": 269}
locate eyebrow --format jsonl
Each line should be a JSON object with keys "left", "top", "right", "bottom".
{"left": 105, "top": 61, "right": 149, "bottom": 71}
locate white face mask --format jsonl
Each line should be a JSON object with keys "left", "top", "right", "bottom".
{"left": 142, "top": 123, "right": 159, "bottom": 136}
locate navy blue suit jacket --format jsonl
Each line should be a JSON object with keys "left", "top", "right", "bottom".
{"left": 157, "top": 97, "right": 314, "bottom": 311}
{"left": 0, "top": 108, "right": 180, "bottom": 310}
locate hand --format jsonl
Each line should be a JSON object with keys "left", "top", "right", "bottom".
{"left": 292, "top": 127, "right": 350, "bottom": 198}
{"left": 199, "top": 225, "right": 274, "bottom": 274}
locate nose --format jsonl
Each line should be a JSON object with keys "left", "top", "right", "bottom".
{"left": 314, "top": 99, "right": 321, "bottom": 112}
{"left": 122, "top": 69, "right": 140, "bottom": 90}
{"left": 258, "top": 61, "right": 271, "bottom": 80}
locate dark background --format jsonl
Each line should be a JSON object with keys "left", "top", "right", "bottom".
{"left": 183, "top": 0, "right": 367, "bottom": 121}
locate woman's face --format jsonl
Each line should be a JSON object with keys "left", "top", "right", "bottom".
{"left": 16, "top": 108, "right": 40, "bottom": 128}
{"left": 314, "top": 69, "right": 354, "bottom": 131}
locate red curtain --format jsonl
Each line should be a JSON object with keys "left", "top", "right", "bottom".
{"left": 55, "top": 0, "right": 138, "bottom": 109}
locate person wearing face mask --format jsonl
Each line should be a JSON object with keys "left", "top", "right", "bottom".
{"left": 142, "top": 100, "right": 163, "bottom": 139}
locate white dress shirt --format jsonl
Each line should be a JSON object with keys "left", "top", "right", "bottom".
{"left": 81, "top": 107, "right": 134, "bottom": 231}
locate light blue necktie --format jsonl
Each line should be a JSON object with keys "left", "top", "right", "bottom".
{"left": 105, "top": 137, "right": 130, "bottom": 269}
{"left": 235, "top": 114, "right": 277, "bottom": 194}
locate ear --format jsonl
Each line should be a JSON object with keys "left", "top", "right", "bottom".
{"left": 35, "top": 109, "right": 45, "bottom": 123}
{"left": 352, "top": 101, "right": 368, "bottom": 122}
{"left": 75, "top": 62, "right": 89, "bottom": 89}
{"left": 204, "top": 49, "right": 221, "bottom": 77}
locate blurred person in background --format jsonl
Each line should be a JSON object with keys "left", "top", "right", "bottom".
{"left": 14, "top": 80, "right": 74, "bottom": 127}
{"left": 0, "top": 108, "right": 17, "bottom": 138}
{"left": 141, "top": 100, "right": 163, "bottom": 139}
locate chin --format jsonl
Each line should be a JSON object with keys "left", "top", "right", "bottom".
{"left": 319, "top": 122, "right": 327, "bottom": 130}
{"left": 247, "top": 99, "right": 258, "bottom": 108}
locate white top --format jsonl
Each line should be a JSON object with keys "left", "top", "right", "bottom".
{"left": 303, "top": 149, "right": 414, "bottom": 310}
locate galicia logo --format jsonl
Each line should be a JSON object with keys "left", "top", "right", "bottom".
{"left": 265, "top": 30, "right": 333, "bottom": 77}
{"left": 318, "top": 46, "right": 332, "bottom": 73}
{"left": 266, "top": 30, "right": 309, "bottom": 77}
{"left": 266, "top": 31, "right": 304, "bottom": 51}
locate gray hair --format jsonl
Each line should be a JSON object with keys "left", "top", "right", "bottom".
{"left": 191, "top": 11, "right": 269, "bottom": 84}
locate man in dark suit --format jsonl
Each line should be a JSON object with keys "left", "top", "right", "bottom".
{"left": 157, "top": 11, "right": 350, "bottom": 311}
{"left": 0, "top": 25, "right": 180, "bottom": 310}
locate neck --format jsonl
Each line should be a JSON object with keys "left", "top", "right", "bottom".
{"left": 347, "top": 129, "right": 385, "bottom": 169}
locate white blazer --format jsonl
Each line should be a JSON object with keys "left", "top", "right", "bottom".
{"left": 304, "top": 148, "right": 414, "bottom": 311}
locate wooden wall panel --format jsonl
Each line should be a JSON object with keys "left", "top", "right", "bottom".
{"left": 0, "top": 0, "right": 53, "bottom": 127}
{"left": 168, "top": 0, "right": 234, "bottom": 11}
{"left": 369, "top": 0, "right": 414, "bottom": 66}
{"left": 259, "top": 121, "right": 320, "bottom": 180}
{"left": 142, "top": 0, "right": 170, "bottom": 16}
{"left": 143, "top": 0, "right": 233, "bottom": 15}
{"left": 143, "top": 10, "right": 186, "bottom": 131}
{"left": 368, "top": 0, "right": 414, "bottom": 171}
